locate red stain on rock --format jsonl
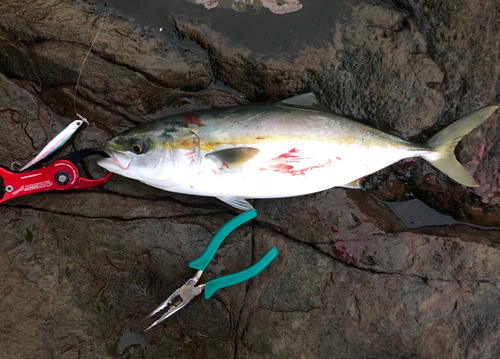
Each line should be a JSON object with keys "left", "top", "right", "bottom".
{"left": 396, "top": 158, "right": 417, "bottom": 170}
{"left": 312, "top": 216, "right": 348, "bottom": 238}
{"left": 329, "top": 224, "right": 340, "bottom": 233}
{"left": 183, "top": 113, "right": 205, "bottom": 127}
{"left": 478, "top": 143, "right": 486, "bottom": 160}
{"left": 332, "top": 241, "right": 354, "bottom": 264}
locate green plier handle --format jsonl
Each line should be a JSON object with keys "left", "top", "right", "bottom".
{"left": 203, "top": 247, "right": 278, "bottom": 299}
{"left": 189, "top": 209, "right": 278, "bottom": 299}
{"left": 145, "top": 209, "right": 278, "bottom": 329}
{"left": 189, "top": 209, "right": 257, "bottom": 271}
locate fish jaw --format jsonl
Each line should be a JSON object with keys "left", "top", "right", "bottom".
{"left": 97, "top": 150, "right": 131, "bottom": 174}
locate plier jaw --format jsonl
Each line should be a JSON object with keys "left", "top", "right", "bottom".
{"left": 0, "top": 149, "right": 112, "bottom": 204}
{"left": 145, "top": 270, "right": 204, "bottom": 330}
{"left": 145, "top": 210, "right": 278, "bottom": 330}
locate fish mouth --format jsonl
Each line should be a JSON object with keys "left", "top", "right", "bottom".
{"left": 97, "top": 150, "right": 131, "bottom": 171}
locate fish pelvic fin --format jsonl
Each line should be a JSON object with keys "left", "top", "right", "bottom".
{"left": 424, "top": 106, "right": 498, "bottom": 187}
{"left": 217, "top": 196, "right": 254, "bottom": 211}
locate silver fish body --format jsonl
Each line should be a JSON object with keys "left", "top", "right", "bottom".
{"left": 97, "top": 94, "right": 498, "bottom": 210}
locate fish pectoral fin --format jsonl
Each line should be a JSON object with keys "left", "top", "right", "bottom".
{"left": 206, "top": 147, "right": 260, "bottom": 169}
{"left": 278, "top": 93, "right": 331, "bottom": 113}
{"left": 217, "top": 196, "right": 254, "bottom": 211}
{"left": 341, "top": 177, "right": 364, "bottom": 189}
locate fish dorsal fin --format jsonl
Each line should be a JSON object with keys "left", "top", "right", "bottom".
{"left": 206, "top": 147, "right": 260, "bottom": 169}
{"left": 217, "top": 196, "right": 254, "bottom": 211}
{"left": 278, "top": 93, "right": 331, "bottom": 112}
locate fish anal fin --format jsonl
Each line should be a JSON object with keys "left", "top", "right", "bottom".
{"left": 341, "top": 178, "right": 364, "bottom": 189}
{"left": 217, "top": 196, "right": 254, "bottom": 211}
{"left": 207, "top": 147, "right": 260, "bottom": 169}
{"left": 278, "top": 93, "right": 331, "bottom": 112}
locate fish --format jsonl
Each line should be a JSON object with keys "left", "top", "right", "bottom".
{"left": 97, "top": 93, "right": 498, "bottom": 210}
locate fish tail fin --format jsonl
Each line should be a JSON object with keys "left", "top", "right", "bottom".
{"left": 423, "top": 106, "right": 498, "bottom": 187}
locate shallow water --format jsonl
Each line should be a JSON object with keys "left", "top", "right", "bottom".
{"left": 94, "top": 0, "right": 346, "bottom": 54}
{"left": 384, "top": 198, "right": 458, "bottom": 228}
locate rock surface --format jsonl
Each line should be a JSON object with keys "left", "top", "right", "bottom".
{"left": 0, "top": 0, "right": 499, "bottom": 358}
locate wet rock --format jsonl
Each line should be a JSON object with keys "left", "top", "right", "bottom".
{"left": 363, "top": 0, "right": 500, "bottom": 226}
{"left": 237, "top": 227, "right": 500, "bottom": 358}
{"left": 0, "top": 73, "right": 52, "bottom": 165}
{"left": 0, "top": 206, "right": 252, "bottom": 358}
{"left": 0, "top": 0, "right": 211, "bottom": 91}
{"left": 0, "top": 0, "right": 499, "bottom": 358}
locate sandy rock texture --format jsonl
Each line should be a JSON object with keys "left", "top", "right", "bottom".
{"left": 0, "top": 0, "right": 499, "bottom": 358}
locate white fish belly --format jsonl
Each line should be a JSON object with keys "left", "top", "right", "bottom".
{"left": 169, "top": 142, "right": 425, "bottom": 198}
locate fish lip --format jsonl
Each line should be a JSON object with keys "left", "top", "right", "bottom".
{"left": 100, "top": 149, "right": 131, "bottom": 170}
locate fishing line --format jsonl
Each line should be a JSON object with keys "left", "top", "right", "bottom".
{"left": 73, "top": 4, "right": 107, "bottom": 120}
{"left": 15, "top": 5, "right": 108, "bottom": 171}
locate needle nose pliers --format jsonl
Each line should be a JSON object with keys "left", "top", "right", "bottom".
{"left": 145, "top": 209, "right": 278, "bottom": 330}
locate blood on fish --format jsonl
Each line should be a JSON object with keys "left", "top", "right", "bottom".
{"left": 256, "top": 137, "right": 265, "bottom": 140}
{"left": 288, "top": 160, "right": 332, "bottom": 176}
{"left": 336, "top": 156, "right": 341, "bottom": 161}
{"left": 212, "top": 169, "right": 217, "bottom": 174}
{"left": 280, "top": 148, "right": 299, "bottom": 158}
{"left": 268, "top": 164, "right": 294, "bottom": 173}
{"left": 181, "top": 140, "right": 190, "bottom": 146}
{"left": 212, "top": 141, "right": 241, "bottom": 147}
{"left": 223, "top": 163, "right": 229, "bottom": 169}
{"left": 260, "top": 148, "right": 331, "bottom": 176}
{"left": 186, "top": 148, "right": 196, "bottom": 162}
{"left": 183, "top": 113, "right": 205, "bottom": 127}
{"left": 274, "top": 148, "right": 300, "bottom": 160}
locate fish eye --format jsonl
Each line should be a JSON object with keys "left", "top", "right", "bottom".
{"left": 131, "top": 143, "right": 143, "bottom": 154}
{"left": 128, "top": 138, "right": 149, "bottom": 154}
